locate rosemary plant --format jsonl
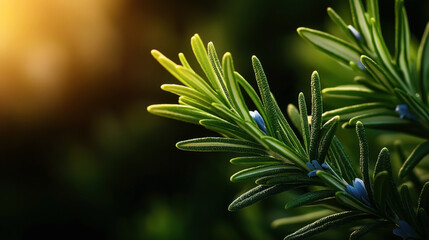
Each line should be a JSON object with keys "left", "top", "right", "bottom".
{"left": 147, "top": 0, "right": 429, "bottom": 239}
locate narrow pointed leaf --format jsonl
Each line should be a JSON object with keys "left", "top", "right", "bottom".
{"left": 261, "top": 136, "right": 308, "bottom": 170}
{"left": 394, "top": 0, "right": 412, "bottom": 88}
{"left": 370, "top": 20, "right": 406, "bottom": 91}
{"left": 322, "top": 85, "right": 394, "bottom": 101}
{"left": 235, "top": 72, "right": 267, "bottom": 123}
{"left": 418, "top": 181, "right": 429, "bottom": 211}
{"left": 399, "top": 140, "right": 429, "bottom": 178}
{"left": 316, "top": 170, "right": 346, "bottom": 191}
{"left": 285, "top": 190, "right": 336, "bottom": 209}
{"left": 400, "top": 184, "right": 418, "bottom": 228}
{"left": 297, "top": 28, "right": 361, "bottom": 65}
{"left": 252, "top": 56, "right": 279, "bottom": 136}
{"left": 230, "top": 156, "right": 282, "bottom": 165}
{"left": 350, "top": 0, "right": 373, "bottom": 50}
{"left": 161, "top": 84, "right": 210, "bottom": 105}
{"left": 328, "top": 137, "right": 356, "bottom": 183}
{"left": 147, "top": 104, "right": 218, "bottom": 125}
{"left": 417, "top": 208, "right": 429, "bottom": 238}
{"left": 318, "top": 116, "right": 339, "bottom": 162}
{"left": 190, "top": 34, "right": 223, "bottom": 93}
{"left": 360, "top": 55, "right": 395, "bottom": 91}
{"left": 287, "top": 104, "right": 302, "bottom": 135}
{"left": 199, "top": 119, "right": 249, "bottom": 139}
{"left": 298, "top": 93, "right": 310, "bottom": 154}
{"left": 373, "top": 171, "right": 389, "bottom": 215}
{"left": 178, "top": 52, "right": 193, "bottom": 70}
{"left": 327, "top": 8, "right": 356, "bottom": 42}
{"left": 322, "top": 102, "right": 391, "bottom": 120}
{"left": 230, "top": 163, "right": 300, "bottom": 182}
{"left": 223, "top": 53, "right": 251, "bottom": 121}
{"left": 272, "top": 210, "right": 334, "bottom": 228}
{"left": 349, "top": 221, "right": 386, "bottom": 240}
{"left": 310, "top": 71, "right": 323, "bottom": 160}
{"left": 228, "top": 184, "right": 290, "bottom": 211}
{"left": 356, "top": 122, "right": 374, "bottom": 204}
{"left": 284, "top": 211, "right": 366, "bottom": 240}
{"left": 417, "top": 23, "right": 429, "bottom": 103}
{"left": 335, "top": 191, "right": 377, "bottom": 215}
{"left": 176, "top": 137, "right": 266, "bottom": 155}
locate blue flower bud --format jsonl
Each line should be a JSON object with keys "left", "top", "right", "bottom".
{"left": 306, "top": 160, "right": 329, "bottom": 177}
{"left": 249, "top": 110, "right": 267, "bottom": 134}
{"left": 346, "top": 178, "right": 370, "bottom": 206}
{"left": 348, "top": 25, "right": 363, "bottom": 41}
{"left": 395, "top": 104, "right": 418, "bottom": 121}
{"left": 393, "top": 220, "right": 418, "bottom": 239}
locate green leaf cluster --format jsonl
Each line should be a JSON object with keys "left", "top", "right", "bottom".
{"left": 147, "top": 0, "right": 429, "bottom": 239}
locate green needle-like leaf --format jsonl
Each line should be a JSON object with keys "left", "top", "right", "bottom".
{"left": 327, "top": 7, "right": 356, "bottom": 43}
{"left": 322, "top": 85, "right": 394, "bottom": 101}
{"left": 335, "top": 191, "right": 377, "bottom": 215}
{"left": 418, "top": 182, "right": 429, "bottom": 211}
{"left": 178, "top": 52, "right": 193, "bottom": 70}
{"left": 418, "top": 208, "right": 429, "bottom": 238}
{"left": 370, "top": 19, "right": 407, "bottom": 92}
{"left": 199, "top": 119, "right": 249, "bottom": 139}
{"left": 316, "top": 170, "right": 346, "bottom": 191}
{"left": 161, "top": 84, "right": 211, "bottom": 105}
{"left": 318, "top": 116, "right": 339, "bottom": 162}
{"left": 256, "top": 173, "right": 319, "bottom": 186}
{"left": 230, "top": 163, "right": 300, "bottom": 182}
{"left": 349, "top": 221, "right": 386, "bottom": 240}
{"left": 400, "top": 184, "right": 418, "bottom": 228}
{"left": 272, "top": 210, "right": 334, "bottom": 228}
{"left": 176, "top": 137, "right": 266, "bottom": 155}
{"left": 373, "top": 171, "right": 389, "bottom": 215}
{"left": 252, "top": 56, "right": 280, "bottom": 136}
{"left": 285, "top": 190, "right": 336, "bottom": 210}
{"left": 228, "top": 184, "right": 290, "bottom": 211}
{"left": 356, "top": 122, "right": 374, "bottom": 205}
{"left": 287, "top": 104, "right": 302, "bottom": 135}
{"left": 328, "top": 137, "right": 356, "bottom": 183}
{"left": 350, "top": 0, "right": 374, "bottom": 50}
{"left": 399, "top": 140, "right": 429, "bottom": 178}
{"left": 284, "top": 211, "right": 366, "bottom": 240}
{"left": 360, "top": 55, "right": 395, "bottom": 91}
{"left": 147, "top": 104, "right": 219, "bottom": 125}
{"left": 298, "top": 93, "right": 310, "bottom": 154}
{"left": 191, "top": 34, "right": 223, "bottom": 94}
{"left": 297, "top": 28, "right": 361, "bottom": 66}
{"left": 260, "top": 136, "right": 308, "bottom": 169}
{"left": 322, "top": 102, "right": 392, "bottom": 120}
{"left": 310, "top": 71, "right": 323, "bottom": 160}
{"left": 394, "top": 0, "right": 412, "bottom": 88}
{"left": 230, "top": 156, "right": 282, "bottom": 165}
{"left": 222, "top": 53, "right": 251, "bottom": 121}
{"left": 417, "top": 23, "right": 429, "bottom": 103}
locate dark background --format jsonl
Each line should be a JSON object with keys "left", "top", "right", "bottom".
{"left": 0, "top": 0, "right": 427, "bottom": 239}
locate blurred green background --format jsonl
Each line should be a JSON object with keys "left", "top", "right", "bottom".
{"left": 0, "top": 0, "right": 428, "bottom": 239}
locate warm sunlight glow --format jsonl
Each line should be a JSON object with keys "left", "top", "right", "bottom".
{"left": 0, "top": 0, "right": 122, "bottom": 120}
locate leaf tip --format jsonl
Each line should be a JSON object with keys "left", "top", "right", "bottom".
{"left": 151, "top": 49, "right": 162, "bottom": 58}
{"left": 311, "top": 71, "right": 320, "bottom": 81}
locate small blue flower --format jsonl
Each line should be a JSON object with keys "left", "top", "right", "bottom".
{"left": 306, "top": 160, "right": 329, "bottom": 177}
{"left": 249, "top": 110, "right": 267, "bottom": 134}
{"left": 346, "top": 178, "right": 371, "bottom": 206}
{"left": 396, "top": 104, "right": 418, "bottom": 121}
{"left": 357, "top": 60, "right": 366, "bottom": 70}
{"left": 348, "top": 25, "right": 363, "bottom": 41}
{"left": 393, "top": 220, "right": 418, "bottom": 239}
